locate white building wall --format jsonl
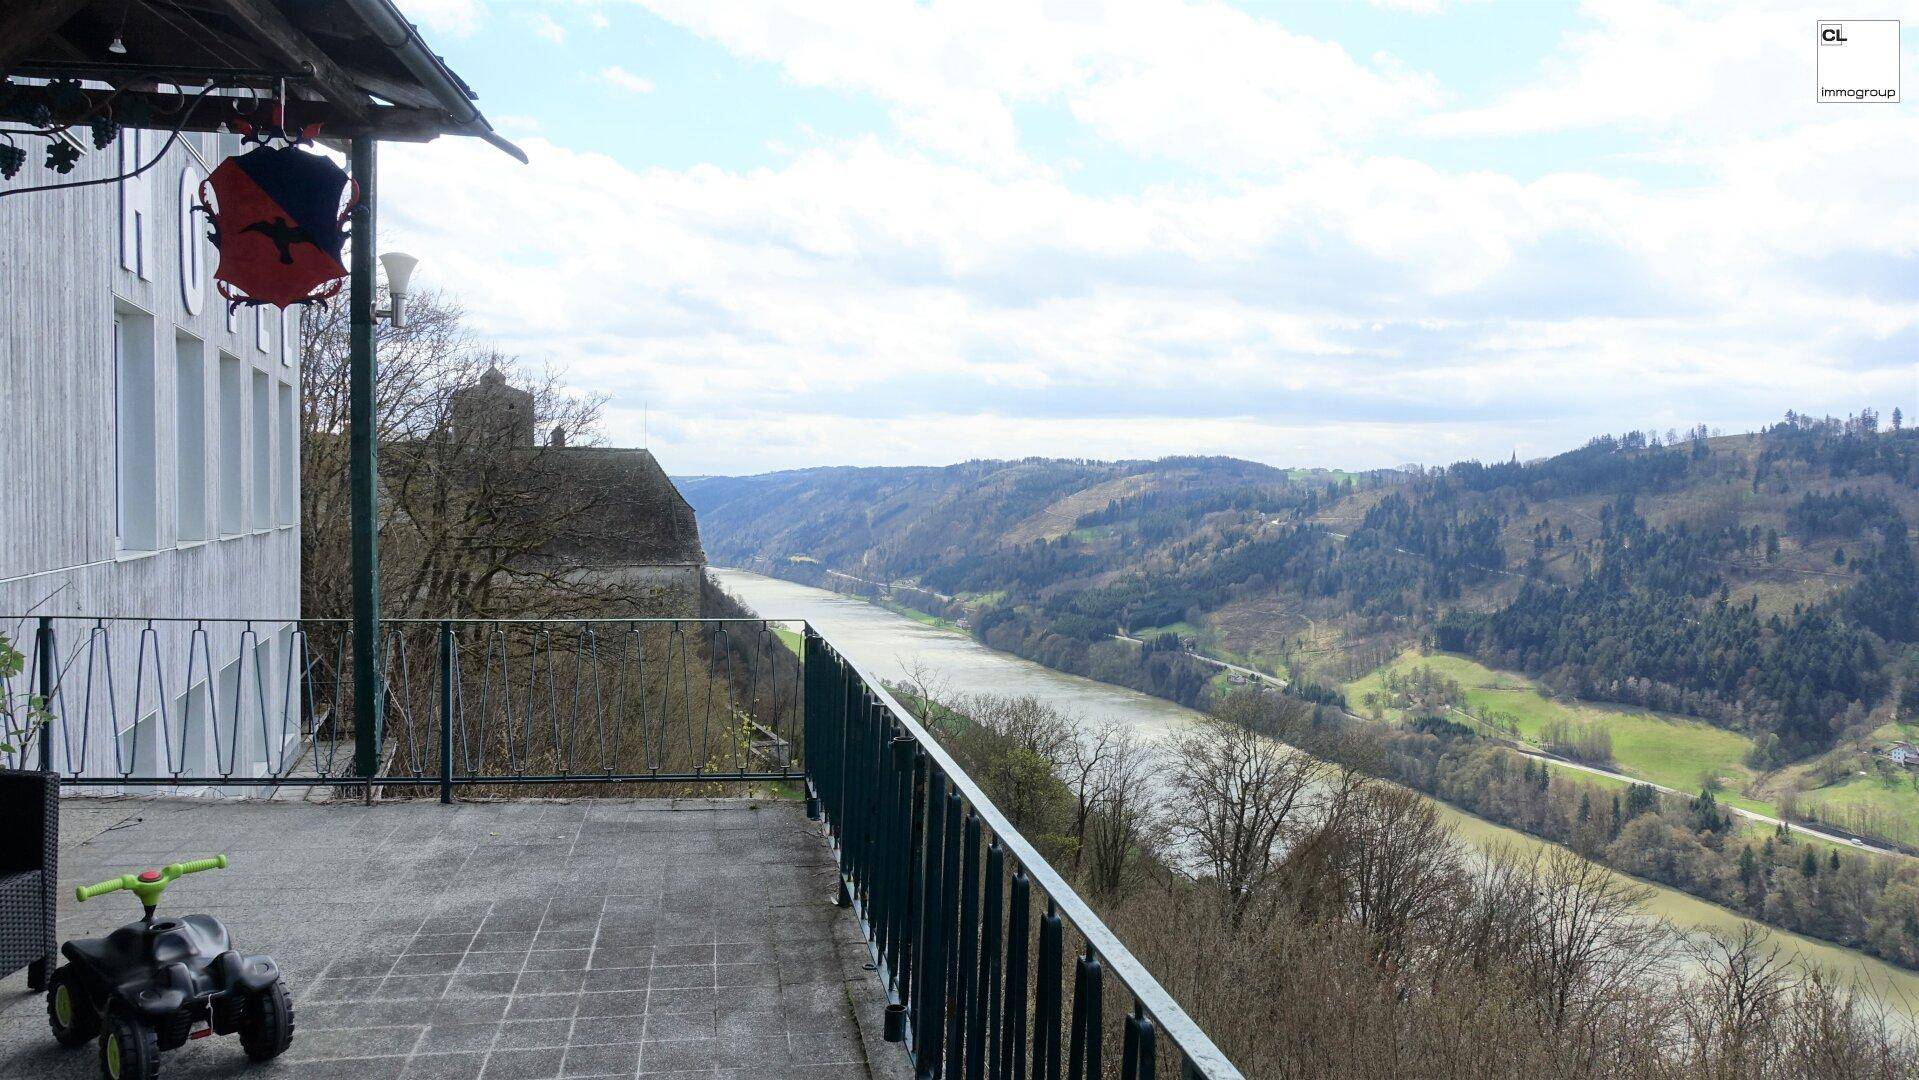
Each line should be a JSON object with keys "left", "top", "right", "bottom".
{"left": 0, "top": 129, "right": 303, "bottom": 785}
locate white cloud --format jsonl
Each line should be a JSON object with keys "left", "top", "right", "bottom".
{"left": 1419, "top": 0, "right": 1919, "bottom": 141}
{"left": 600, "top": 65, "right": 656, "bottom": 94}
{"left": 380, "top": 123, "right": 1914, "bottom": 474}
{"left": 636, "top": 0, "right": 1437, "bottom": 173}
{"left": 528, "top": 12, "right": 566, "bottom": 43}
{"left": 402, "top": 0, "right": 488, "bottom": 37}
{"left": 370, "top": 1, "right": 1915, "bottom": 475}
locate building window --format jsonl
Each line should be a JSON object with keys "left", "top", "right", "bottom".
{"left": 280, "top": 308, "right": 298, "bottom": 367}
{"left": 177, "top": 167, "right": 205, "bottom": 315}
{"left": 255, "top": 306, "right": 271, "bottom": 353}
{"left": 226, "top": 303, "right": 238, "bottom": 335}
{"left": 113, "top": 309, "right": 157, "bottom": 551}
{"left": 218, "top": 353, "right": 243, "bottom": 535}
{"left": 277, "top": 381, "right": 295, "bottom": 524}
{"left": 251, "top": 369, "right": 270, "bottom": 529}
{"left": 174, "top": 333, "right": 207, "bottom": 542}
{"left": 118, "top": 131, "right": 152, "bottom": 280}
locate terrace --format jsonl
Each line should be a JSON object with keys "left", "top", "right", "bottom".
{"left": 1, "top": 797, "right": 904, "bottom": 1080}
{"left": 1, "top": 617, "right": 1242, "bottom": 1080}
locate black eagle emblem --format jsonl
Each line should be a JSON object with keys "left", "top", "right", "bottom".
{"left": 239, "top": 216, "right": 315, "bottom": 265}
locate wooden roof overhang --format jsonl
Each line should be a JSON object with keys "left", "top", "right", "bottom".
{"left": 0, "top": 0, "right": 525, "bottom": 159}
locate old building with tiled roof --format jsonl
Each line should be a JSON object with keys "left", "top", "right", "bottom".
{"left": 449, "top": 368, "right": 705, "bottom": 614}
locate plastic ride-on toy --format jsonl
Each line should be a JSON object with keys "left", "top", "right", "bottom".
{"left": 45, "top": 855, "right": 293, "bottom": 1080}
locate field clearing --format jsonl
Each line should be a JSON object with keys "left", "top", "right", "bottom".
{"left": 1003, "top": 472, "right": 1154, "bottom": 545}
{"left": 1128, "top": 620, "right": 1210, "bottom": 644}
{"left": 1345, "top": 652, "right": 1772, "bottom": 816}
{"left": 957, "top": 589, "right": 1008, "bottom": 608}
{"left": 1801, "top": 769, "right": 1919, "bottom": 848}
{"left": 1436, "top": 805, "right": 1919, "bottom": 1015}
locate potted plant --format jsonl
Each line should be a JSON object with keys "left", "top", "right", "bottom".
{"left": 0, "top": 628, "right": 58, "bottom": 991}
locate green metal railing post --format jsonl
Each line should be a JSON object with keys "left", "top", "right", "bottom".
{"left": 348, "top": 136, "right": 382, "bottom": 784}
{"left": 803, "top": 629, "right": 826, "bottom": 817}
{"left": 35, "top": 616, "right": 54, "bottom": 773}
{"left": 439, "top": 620, "right": 453, "bottom": 804}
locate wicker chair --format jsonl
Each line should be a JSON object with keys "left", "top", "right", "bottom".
{"left": 0, "top": 768, "right": 57, "bottom": 991}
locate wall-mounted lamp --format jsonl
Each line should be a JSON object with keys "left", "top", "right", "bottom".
{"left": 376, "top": 251, "right": 419, "bottom": 327}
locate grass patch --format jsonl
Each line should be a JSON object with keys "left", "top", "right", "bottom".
{"left": 771, "top": 627, "right": 804, "bottom": 656}
{"left": 1345, "top": 652, "right": 1770, "bottom": 814}
{"left": 878, "top": 598, "right": 965, "bottom": 633}
{"left": 1799, "top": 769, "right": 1919, "bottom": 847}
{"left": 1128, "top": 620, "right": 1208, "bottom": 643}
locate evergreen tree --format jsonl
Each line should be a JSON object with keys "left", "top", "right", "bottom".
{"left": 1624, "top": 784, "right": 1659, "bottom": 820}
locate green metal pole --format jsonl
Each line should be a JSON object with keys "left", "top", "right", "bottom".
{"left": 35, "top": 616, "right": 54, "bottom": 774}
{"left": 349, "top": 137, "right": 382, "bottom": 783}
{"left": 439, "top": 620, "right": 453, "bottom": 804}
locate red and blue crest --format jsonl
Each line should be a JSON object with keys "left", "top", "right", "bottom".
{"left": 200, "top": 144, "right": 357, "bottom": 310}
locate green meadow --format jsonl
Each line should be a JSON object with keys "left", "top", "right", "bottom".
{"left": 1345, "top": 651, "right": 1772, "bottom": 816}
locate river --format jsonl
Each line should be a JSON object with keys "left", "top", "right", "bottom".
{"left": 711, "top": 567, "right": 1919, "bottom": 1015}
{"left": 711, "top": 568, "right": 1198, "bottom": 743}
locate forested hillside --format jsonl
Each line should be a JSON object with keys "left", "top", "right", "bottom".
{"left": 685, "top": 411, "right": 1918, "bottom": 775}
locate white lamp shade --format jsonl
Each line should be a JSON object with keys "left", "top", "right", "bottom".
{"left": 380, "top": 251, "right": 420, "bottom": 298}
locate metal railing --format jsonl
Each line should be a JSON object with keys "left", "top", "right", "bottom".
{"left": 1, "top": 615, "right": 802, "bottom": 794}
{"left": 2, "top": 612, "right": 1241, "bottom": 1077}
{"left": 804, "top": 630, "right": 1240, "bottom": 1080}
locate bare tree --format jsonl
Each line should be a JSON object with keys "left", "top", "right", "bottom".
{"left": 892, "top": 657, "right": 951, "bottom": 725}
{"left": 1319, "top": 781, "right": 1467, "bottom": 967}
{"left": 1062, "top": 719, "right": 1126, "bottom": 875}
{"left": 1083, "top": 727, "right": 1156, "bottom": 900}
{"left": 1679, "top": 924, "right": 1800, "bottom": 1075}
{"left": 1514, "top": 848, "right": 1669, "bottom": 1033}
{"left": 1167, "top": 691, "right": 1333, "bottom": 927}
{"left": 300, "top": 288, "right": 615, "bottom": 620}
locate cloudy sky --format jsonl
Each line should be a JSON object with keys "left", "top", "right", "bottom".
{"left": 378, "top": 1, "right": 1918, "bottom": 476}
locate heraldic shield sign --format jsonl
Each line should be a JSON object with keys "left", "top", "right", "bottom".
{"left": 200, "top": 143, "right": 358, "bottom": 310}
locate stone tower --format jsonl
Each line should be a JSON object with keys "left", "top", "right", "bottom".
{"left": 450, "top": 366, "right": 535, "bottom": 446}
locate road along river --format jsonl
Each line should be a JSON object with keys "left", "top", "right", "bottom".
{"left": 711, "top": 567, "right": 1919, "bottom": 1015}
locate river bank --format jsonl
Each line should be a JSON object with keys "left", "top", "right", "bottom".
{"left": 712, "top": 567, "right": 1919, "bottom": 1015}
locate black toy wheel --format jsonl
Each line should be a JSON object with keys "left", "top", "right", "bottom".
{"left": 237, "top": 978, "right": 294, "bottom": 1062}
{"left": 99, "top": 1010, "right": 159, "bottom": 1080}
{"left": 47, "top": 964, "right": 100, "bottom": 1047}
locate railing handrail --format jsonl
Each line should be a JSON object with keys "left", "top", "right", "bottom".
{"left": 5, "top": 614, "right": 806, "bottom": 788}
{"left": 815, "top": 631, "right": 1244, "bottom": 1080}
{"left": 2, "top": 615, "right": 804, "bottom": 625}
{"left": 6, "top": 611, "right": 1236, "bottom": 1074}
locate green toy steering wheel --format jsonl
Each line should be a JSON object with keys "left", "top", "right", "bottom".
{"left": 75, "top": 855, "right": 228, "bottom": 907}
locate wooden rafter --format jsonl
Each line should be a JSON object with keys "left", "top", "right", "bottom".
{"left": 210, "top": 0, "right": 371, "bottom": 122}
{"left": 0, "top": 0, "right": 91, "bottom": 74}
